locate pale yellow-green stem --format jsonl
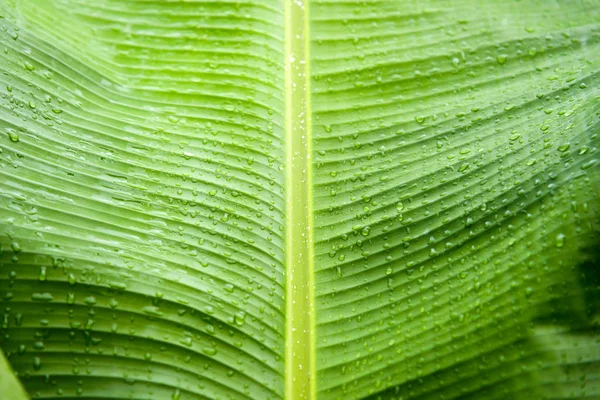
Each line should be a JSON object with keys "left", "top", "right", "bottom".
{"left": 285, "top": 0, "right": 315, "bottom": 399}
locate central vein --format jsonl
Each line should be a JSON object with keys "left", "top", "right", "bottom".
{"left": 284, "top": 0, "right": 315, "bottom": 399}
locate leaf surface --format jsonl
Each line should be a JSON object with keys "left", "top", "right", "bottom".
{"left": 0, "top": 1, "right": 599, "bottom": 399}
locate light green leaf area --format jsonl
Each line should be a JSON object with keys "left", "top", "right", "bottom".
{"left": 0, "top": 0, "right": 286, "bottom": 399}
{"left": 0, "top": 1, "right": 598, "bottom": 400}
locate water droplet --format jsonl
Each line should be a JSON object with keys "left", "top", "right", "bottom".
{"left": 31, "top": 293, "right": 53, "bottom": 302}
{"left": 142, "top": 306, "right": 163, "bottom": 317}
{"left": 84, "top": 296, "right": 96, "bottom": 306}
{"left": 202, "top": 347, "right": 217, "bottom": 356}
{"left": 234, "top": 311, "right": 246, "bottom": 326}
{"left": 555, "top": 233, "right": 566, "bottom": 248}
{"left": 224, "top": 283, "right": 235, "bottom": 293}
{"left": 557, "top": 144, "right": 570, "bottom": 152}
{"left": 33, "top": 356, "right": 41, "bottom": 371}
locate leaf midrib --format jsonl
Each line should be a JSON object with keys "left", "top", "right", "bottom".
{"left": 284, "top": 0, "right": 316, "bottom": 399}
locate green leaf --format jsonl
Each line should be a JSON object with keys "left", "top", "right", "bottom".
{"left": 0, "top": 1, "right": 599, "bottom": 400}
{"left": 0, "top": 350, "right": 28, "bottom": 399}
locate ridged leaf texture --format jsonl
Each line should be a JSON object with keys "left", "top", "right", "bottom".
{"left": 0, "top": 1, "right": 599, "bottom": 399}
